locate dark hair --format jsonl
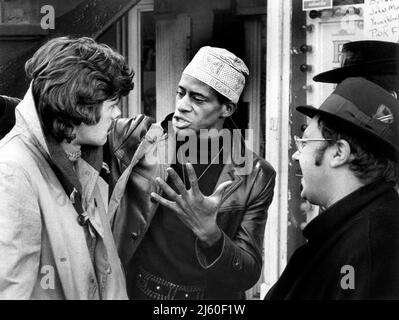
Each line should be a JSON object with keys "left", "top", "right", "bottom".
{"left": 317, "top": 116, "right": 397, "bottom": 184}
{"left": 25, "top": 36, "right": 134, "bottom": 142}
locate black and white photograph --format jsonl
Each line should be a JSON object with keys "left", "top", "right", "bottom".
{"left": 0, "top": 0, "right": 399, "bottom": 311}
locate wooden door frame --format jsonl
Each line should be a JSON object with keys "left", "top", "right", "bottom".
{"left": 127, "top": 0, "right": 154, "bottom": 117}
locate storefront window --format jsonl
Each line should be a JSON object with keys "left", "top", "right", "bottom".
{"left": 305, "top": 0, "right": 398, "bottom": 109}
{"left": 297, "top": 0, "right": 398, "bottom": 225}
{"left": 306, "top": 0, "right": 365, "bottom": 108}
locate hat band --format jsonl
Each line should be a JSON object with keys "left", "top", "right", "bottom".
{"left": 320, "top": 94, "right": 394, "bottom": 140}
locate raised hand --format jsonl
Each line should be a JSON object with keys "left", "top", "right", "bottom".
{"left": 150, "top": 163, "right": 232, "bottom": 246}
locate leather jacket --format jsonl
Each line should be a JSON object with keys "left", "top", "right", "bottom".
{"left": 107, "top": 114, "right": 276, "bottom": 299}
{"left": 0, "top": 99, "right": 277, "bottom": 298}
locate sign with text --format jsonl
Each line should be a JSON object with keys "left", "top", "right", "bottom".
{"left": 303, "top": 0, "right": 333, "bottom": 11}
{"left": 364, "top": 0, "right": 399, "bottom": 42}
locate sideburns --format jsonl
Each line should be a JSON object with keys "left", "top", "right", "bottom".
{"left": 314, "top": 143, "right": 329, "bottom": 166}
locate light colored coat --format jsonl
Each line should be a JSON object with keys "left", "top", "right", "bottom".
{"left": 0, "top": 87, "right": 128, "bottom": 300}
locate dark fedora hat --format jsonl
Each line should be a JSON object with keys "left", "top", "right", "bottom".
{"left": 297, "top": 77, "right": 399, "bottom": 161}
{"left": 313, "top": 40, "right": 399, "bottom": 83}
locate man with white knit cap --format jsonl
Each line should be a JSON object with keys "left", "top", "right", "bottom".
{"left": 109, "top": 46, "right": 276, "bottom": 300}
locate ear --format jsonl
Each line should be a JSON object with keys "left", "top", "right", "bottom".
{"left": 329, "top": 139, "right": 352, "bottom": 168}
{"left": 221, "top": 102, "right": 236, "bottom": 118}
{"left": 68, "top": 124, "right": 81, "bottom": 144}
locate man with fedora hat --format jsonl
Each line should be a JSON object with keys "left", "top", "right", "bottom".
{"left": 265, "top": 77, "right": 399, "bottom": 299}
{"left": 314, "top": 40, "right": 399, "bottom": 98}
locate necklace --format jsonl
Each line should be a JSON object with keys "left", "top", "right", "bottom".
{"left": 65, "top": 150, "right": 82, "bottom": 162}
{"left": 179, "top": 145, "right": 224, "bottom": 186}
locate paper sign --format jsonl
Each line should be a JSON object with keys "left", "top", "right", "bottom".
{"left": 364, "top": 0, "right": 399, "bottom": 42}
{"left": 303, "top": 0, "right": 333, "bottom": 11}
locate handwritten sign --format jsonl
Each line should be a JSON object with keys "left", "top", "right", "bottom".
{"left": 364, "top": 0, "right": 399, "bottom": 42}
{"left": 303, "top": 0, "right": 333, "bottom": 11}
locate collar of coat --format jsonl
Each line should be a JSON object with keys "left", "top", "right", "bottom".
{"left": 302, "top": 179, "right": 396, "bottom": 242}
{"left": 0, "top": 95, "right": 20, "bottom": 138}
{"left": 14, "top": 83, "right": 103, "bottom": 214}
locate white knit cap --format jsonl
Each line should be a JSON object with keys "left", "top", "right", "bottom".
{"left": 182, "top": 46, "right": 249, "bottom": 104}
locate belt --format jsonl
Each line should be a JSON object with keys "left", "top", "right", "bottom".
{"left": 135, "top": 267, "right": 205, "bottom": 300}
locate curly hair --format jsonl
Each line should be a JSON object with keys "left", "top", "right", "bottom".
{"left": 25, "top": 36, "right": 134, "bottom": 142}
{"left": 317, "top": 116, "right": 397, "bottom": 184}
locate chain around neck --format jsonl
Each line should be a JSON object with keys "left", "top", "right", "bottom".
{"left": 179, "top": 145, "right": 224, "bottom": 186}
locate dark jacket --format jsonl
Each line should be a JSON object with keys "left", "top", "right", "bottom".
{"left": 107, "top": 114, "right": 276, "bottom": 299}
{"left": 266, "top": 179, "right": 399, "bottom": 300}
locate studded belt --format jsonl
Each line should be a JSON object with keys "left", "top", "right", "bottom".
{"left": 135, "top": 266, "right": 205, "bottom": 300}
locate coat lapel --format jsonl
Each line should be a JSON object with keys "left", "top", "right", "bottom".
{"left": 26, "top": 145, "right": 96, "bottom": 299}
{"left": 217, "top": 164, "right": 244, "bottom": 205}
{"left": 108, "top": 136, "right": 152, "bottom": 224}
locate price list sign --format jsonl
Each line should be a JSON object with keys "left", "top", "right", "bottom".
{"left": 364, "top": 0, "right": 399, "bottom": 42}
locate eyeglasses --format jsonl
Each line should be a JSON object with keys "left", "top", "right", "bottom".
{"left": 294, "top": 135, "right": 334, "bottom": 153}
